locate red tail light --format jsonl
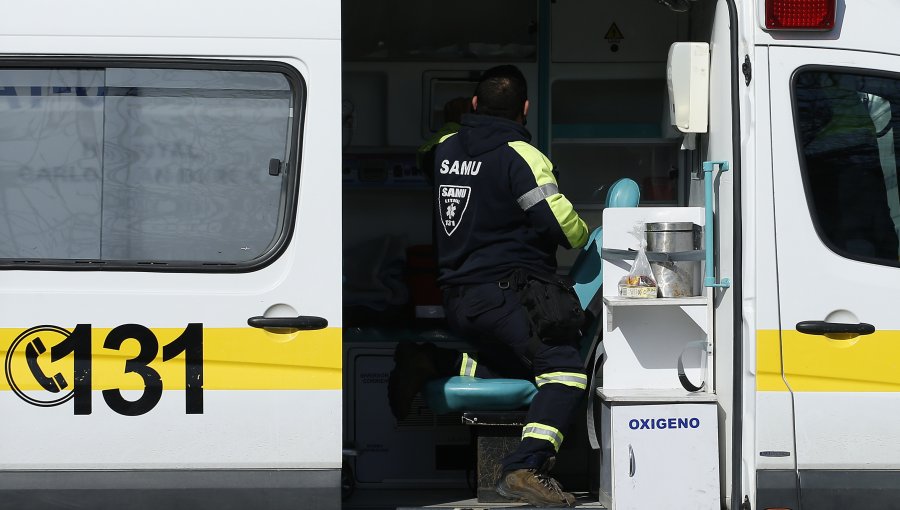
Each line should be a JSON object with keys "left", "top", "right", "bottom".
{"left": 765, "top": 0, "right": 836, "bottom": 30}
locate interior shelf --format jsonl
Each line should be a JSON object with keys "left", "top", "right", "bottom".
{"left": 603, "top": 296, "right": 706, "bottom": 307}
{"left": 597, "top": 388, "right": 718, "bottom": 403}
{"left": 603, "top": 295, "right": 708, "bottom": 332}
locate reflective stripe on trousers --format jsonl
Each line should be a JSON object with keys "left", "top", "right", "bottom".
{"left": 522, "top": 422, "right": 564, "bottom": 452}
{"left": 459, "top": 353, "right": 478, "bottom": 377}
{"left": 535, "top": 371, "right": 587, "bottom": 390}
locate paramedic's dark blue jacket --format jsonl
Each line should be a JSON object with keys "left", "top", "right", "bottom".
{"left": 433, "top": 114, "right": 589, "bottom": 287}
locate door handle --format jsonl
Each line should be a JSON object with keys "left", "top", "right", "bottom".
{"left": 247, "top": 316, "right": 328, "bottom": 331}
{"left": 628, "top": 444, "right": 636, "bottom": 477}
{"left": 796, "top": 321, "right": 875, "bottom": 336}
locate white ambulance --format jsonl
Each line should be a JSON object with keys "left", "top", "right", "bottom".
{"left": 1, "top": 0, "right": 898, "bottom": 509}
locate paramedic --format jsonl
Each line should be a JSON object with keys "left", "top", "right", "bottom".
{"left": 417, "top": 96, "right": 471, "bottom": 183}
{"left": 390, "top": 65, "right": 590, "bottom": 508}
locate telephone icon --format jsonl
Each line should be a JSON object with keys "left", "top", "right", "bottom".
{"left": 25, "top": 337, "right": 68, "bottom": 393}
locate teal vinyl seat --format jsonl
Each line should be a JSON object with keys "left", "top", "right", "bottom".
{"left": 423, "top": 178, "right": 639, "bottom": 414}
{"left": 424, "top": 376, "right": 539, "bottom": 415}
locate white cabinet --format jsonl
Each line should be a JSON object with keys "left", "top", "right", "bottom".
{"left": 598, "top": 394, "right": 720, "bottom": 510}
{"left": 601, "top": 207, "right": 711, "bottom": 391}
{"left": 596, "top": 207, "right": 721, "bottom": 509}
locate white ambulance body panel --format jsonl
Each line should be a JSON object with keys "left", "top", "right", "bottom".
{"left": 743, "top": 5, "right": 900, "bottom": 508}
{"left": 768, "top": 44, "right": 900, "bottom": 476}
{"left": 751, "top": 45, "right": 798, "bottom": 477}
{"left": 0, "top": 1, "right": 342, "bottom": 507}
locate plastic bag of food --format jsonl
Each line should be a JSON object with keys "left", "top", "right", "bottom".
{"left": 618, "top": 246, "right": 658, "bottom": 298}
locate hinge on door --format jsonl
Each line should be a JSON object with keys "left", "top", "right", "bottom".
{"left": 742, "top": 55, "right": 752, "bottom": 86}
{"left": 740, "top": 495, "right": 752, "bottom": 510}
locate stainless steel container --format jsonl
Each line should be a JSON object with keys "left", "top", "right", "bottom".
{"left": 645, "top": 222, "right": 702, "bottom": 297}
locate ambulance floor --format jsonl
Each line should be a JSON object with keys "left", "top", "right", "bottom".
{"left": 344, "top": 489, "right": 607, "bottom": 509}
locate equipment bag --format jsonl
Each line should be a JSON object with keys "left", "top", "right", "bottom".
{"left": 515, "top": 271, "right": 586, "bottom": 342}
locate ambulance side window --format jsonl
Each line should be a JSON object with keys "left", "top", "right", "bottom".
{"left": 794, "top": 69, "right": 900, "bottom": 265}
{"left": 0, "top": 64, "right": 301, "bottom": 269}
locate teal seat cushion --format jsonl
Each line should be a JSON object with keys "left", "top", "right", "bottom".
{"left": 424, "top": 376, "right": 537, "bottom": 415}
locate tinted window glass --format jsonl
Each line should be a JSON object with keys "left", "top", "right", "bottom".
{"left": 795, "top": 70, "right": 900, "bottom": 264}
{"left": 0, "top": 65, "right": 297, "bottom": 267}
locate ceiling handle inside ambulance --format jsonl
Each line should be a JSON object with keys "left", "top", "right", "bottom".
{"left": 795, "top": 321, "right": 875, "bottom": 336}
{"left": 247, "top": 316, "right": 328, "bottom": 331}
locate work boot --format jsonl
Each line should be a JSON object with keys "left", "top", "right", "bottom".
{"left": 387, "top": 342, "right": 439, "bottom": 420}
{"left": 495, "top": 458, "right": 576, "bottom": 508}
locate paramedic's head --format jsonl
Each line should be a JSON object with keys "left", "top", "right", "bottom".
{"left": 472, "top": 65, "right": 528, "bottom": 124}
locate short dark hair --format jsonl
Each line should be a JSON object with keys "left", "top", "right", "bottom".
{"left": 473, "top": 65, "right": 527, "bottom": 121}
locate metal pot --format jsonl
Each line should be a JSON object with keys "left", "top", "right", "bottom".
{"left": 645, "top": 222, "right": 702, "bottom": 297}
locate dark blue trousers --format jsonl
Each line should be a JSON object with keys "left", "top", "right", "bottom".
{"left": 442, "top": 281, "right": 586, "bottom": 472}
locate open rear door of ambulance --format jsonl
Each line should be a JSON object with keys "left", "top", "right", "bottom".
{"left": 769, "top": 45, "right": 900, "bottom": 508}
{"left": 0, "top": 54, "right": 341, "bottom": 508}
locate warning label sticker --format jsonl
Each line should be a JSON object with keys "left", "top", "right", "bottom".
{"left": 605, "top": 23, "right": 624, "bottom": 44}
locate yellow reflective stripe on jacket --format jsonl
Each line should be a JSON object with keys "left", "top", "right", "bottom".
{"left": 416, "top": 125, "right": 460, "bottom": 169}
{"left": 535, "top": 371, "right": 587, "bottom": 390}
{"left": 418, "top": 122, "right": 461, "bottom": 155}
{"left": 460, "top": 353, "right": 478, "bottom": 377}
{"left": 547, "top": 194, "right": 589, "bottom": 248}
{"left": 439, "top": 131, "right": 458, "bottom": 144}
{"left": 522, "top": 422, "right": 564, "bottom": 451}
{"left": 507, "top": 141, "right": 588, "bottom": 249}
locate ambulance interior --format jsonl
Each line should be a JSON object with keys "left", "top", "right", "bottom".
{"left": 341, "top": 0, "right": 719, "bottom": 504}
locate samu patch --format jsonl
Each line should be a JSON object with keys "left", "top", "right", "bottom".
{"left": 438, "top": 185, "right": 471, "bottom": 236}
